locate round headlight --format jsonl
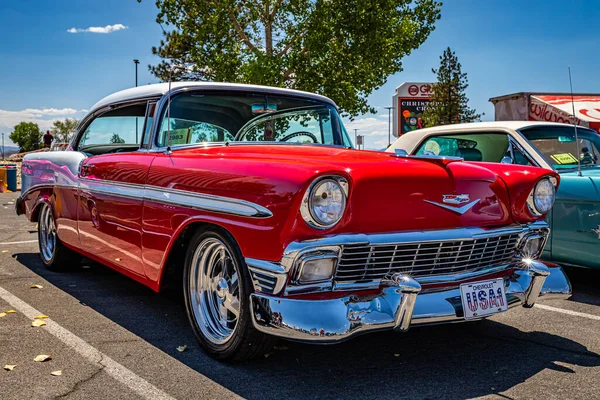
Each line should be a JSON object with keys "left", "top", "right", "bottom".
{"left": 301, "top": 177, "right": 347, "bottom": 228}
{"left": 528, "top": 178, "right": 556, "bottom": 216}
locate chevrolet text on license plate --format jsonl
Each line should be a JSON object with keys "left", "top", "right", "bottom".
{"left": 460, "top": 278, "right": 508, "bottom": 319}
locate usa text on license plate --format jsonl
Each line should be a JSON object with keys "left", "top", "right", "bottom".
{"left": 460, "top": 278, "right": 508, "bottom": 319}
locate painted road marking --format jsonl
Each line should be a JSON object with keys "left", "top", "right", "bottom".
{"left": 0, "top": 284, "right": 176, "bottom": 400}
{"left": 0, "top": 240, "right": 38, "bottom": 245}
{"left": 535, "top": 303, "right": 600, "bottom": 321}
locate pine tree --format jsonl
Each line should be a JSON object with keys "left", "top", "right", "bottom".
{"left": 422, "top": 47, "right": 481, "bottom": 126}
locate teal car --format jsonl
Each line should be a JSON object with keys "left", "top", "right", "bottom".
{"left": 388, "top": 121, "right": 600, "bottom": 269}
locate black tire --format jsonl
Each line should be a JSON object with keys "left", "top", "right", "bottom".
{"left": 183, "top": 228, "right": 272, "bottom": 361}
{"left": 37, "top": 203, "right": 82, "bottom": 271}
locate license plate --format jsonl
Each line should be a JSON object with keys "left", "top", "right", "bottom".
{"left": 460, "top": 278, "right": 508, "bottom": 319}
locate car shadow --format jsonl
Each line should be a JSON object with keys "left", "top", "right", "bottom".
{"left": 564, "top": 267, "right": 600, "bottom": 307}
{"left": 13, "top": 252, "right": 600, "bottom": 400}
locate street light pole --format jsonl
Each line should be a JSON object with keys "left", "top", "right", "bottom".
{"left": 133, "top": 59, "right": 139, "bottom": 87}
{"left": 384, "top": 106, "right": 394, "bottom": 147}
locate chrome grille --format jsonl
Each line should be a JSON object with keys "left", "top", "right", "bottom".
{"left": 335, "top": 233, "right": 520, "bottom": 283}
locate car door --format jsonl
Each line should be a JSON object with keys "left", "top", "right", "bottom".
{"left": 550, "top": 173, "right": 600, "bottom": 269}
{"left": 75, "top": 102, "right": 156, "bottom": 277}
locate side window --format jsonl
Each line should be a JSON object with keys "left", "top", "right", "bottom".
{"left": 78, "top": 103, "right": 146, "bottom": 150}
{"left": 416, "top": 137, "right": 459, "bottom": 157}
{"left": 510, "top": 141, "right": 533, "bottom": 166}
{"left": 416, "top": 133, "right": 511, "bottom": 162}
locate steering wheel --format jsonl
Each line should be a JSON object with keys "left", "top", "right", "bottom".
{"left": 279, "top": 131, "right": 318, "bottom": 143}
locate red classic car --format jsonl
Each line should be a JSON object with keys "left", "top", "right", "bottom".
{"left": 17, "top": 82, "right": 571, "bottom": 361}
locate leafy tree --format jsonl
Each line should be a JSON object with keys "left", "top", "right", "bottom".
{"left": 9, "top": 122, "right": 41, "bottom": 152}
{"left": 52, "top": 118, "right": 79, "bottom": 143}
{"left": 110, "top": 134, "right": 126, "bottom": 144}
{"left": 138, "top": 0, "right": 441, "bottom": 117}
{"left": 421, "top": 47, "right": 481, "bottom": 126}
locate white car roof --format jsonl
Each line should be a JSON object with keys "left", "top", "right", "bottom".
{"left": 89, "top": 82, "right": 337, "bottom": 113}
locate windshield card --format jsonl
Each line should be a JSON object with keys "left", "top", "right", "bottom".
{"left": 550, "top": 153, "right": 578, "bottom": 164}
{"left": 460, "top": 278, "right": 508, "bottom": 319}
{"left": 167, "top": 128, "right": 191, "bottom": 145}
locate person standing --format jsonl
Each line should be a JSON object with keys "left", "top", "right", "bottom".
{"left": 43, "top": 130, "right": 54, "bottom": 149}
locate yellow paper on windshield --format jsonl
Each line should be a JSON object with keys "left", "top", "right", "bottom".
{"left": 166, "top": 128, "right": 192, "bottom": 145}
{"left": 550, "top": 153, "right": 578, "bottom": 164}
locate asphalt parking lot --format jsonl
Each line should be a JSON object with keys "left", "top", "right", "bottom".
{"left": 0, "top": 191, "right": 599, "bottom": 400}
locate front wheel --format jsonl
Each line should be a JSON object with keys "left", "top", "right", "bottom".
{"left": 183, "top": 228, "right": 272, "bottom": 361}
{"left": 38, "top": 203, "right": 81, "bottom": 270}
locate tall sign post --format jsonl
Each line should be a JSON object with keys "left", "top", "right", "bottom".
{"left": 392, "top": 82, "right": 434, "bottom": 137}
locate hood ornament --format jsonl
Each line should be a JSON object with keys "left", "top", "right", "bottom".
{"left": 425, "top": 194, "right": 479, "bottom": 215}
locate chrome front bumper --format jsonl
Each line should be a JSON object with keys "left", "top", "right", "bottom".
{"left": 250, "top": 261, "right": 571, "bottom": 343}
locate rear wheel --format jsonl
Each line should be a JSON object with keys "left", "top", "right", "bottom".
{"left": 183, "top": 228, "right": 271, "bottom": 361}
{"left": 38, "top": 203, "right": 81, "bottom": 270}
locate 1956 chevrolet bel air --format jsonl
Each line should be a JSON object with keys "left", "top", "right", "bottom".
{"left": 16, "top": 82, "right": 572, "bottom": 361}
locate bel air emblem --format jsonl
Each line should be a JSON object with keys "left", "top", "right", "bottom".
{"left": 425, "top": 194, "right": 480, "bottom": 215}
{"left": 592, "top": 226, "right": 600, "bottom": 240}
{"left": 443, "top": 194, "right": 470, "bottom": 205}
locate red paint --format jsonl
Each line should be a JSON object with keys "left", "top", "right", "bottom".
{"left": 19, "top": 144, "right": 559, "bottom": 295}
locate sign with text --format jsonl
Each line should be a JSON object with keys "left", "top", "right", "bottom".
{"left": 393, "top": 82, "right": 434, "bottom": 136}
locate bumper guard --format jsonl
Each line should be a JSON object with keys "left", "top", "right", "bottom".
{"left": 250, "top": 261, "right": 571, "bottom": 343}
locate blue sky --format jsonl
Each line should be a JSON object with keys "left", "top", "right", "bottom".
{"left": 1, "top": 0, "right": 599, "bottom": 148}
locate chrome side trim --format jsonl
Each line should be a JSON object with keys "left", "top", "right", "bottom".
{"left": 144, "top": 185, "right": 272, "bottom": 218}
{"left": 77, "top": 178, "right": 272, "bottom": 219}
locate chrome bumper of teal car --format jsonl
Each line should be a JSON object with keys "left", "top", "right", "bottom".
{"left": 249, "top": 262, "right": 571, "bottom": 343}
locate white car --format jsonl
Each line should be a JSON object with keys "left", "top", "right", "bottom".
{"left": 387, "top": 121, "right": 600, "bottom": 271}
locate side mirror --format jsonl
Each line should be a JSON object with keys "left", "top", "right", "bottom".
{"left": 395, "top": 149, "right": 409, "bottom": 157}
{"left": 500, "top": 156, "right": 514, "bottom": 164}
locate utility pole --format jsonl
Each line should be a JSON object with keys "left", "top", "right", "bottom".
{"left": 354, "top": 129, "right": 359, "bottom": 149}
{"left": 134, "top": 59, "right": 140, "bottom": 143}
{"left": 384, "top": 106, "right": 394, "bottom": 147}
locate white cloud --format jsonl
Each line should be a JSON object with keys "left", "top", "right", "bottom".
{"left": 67, "top": 24, "right": 128, "bottom": 34}
{"left": 344, "top": 114, "right": 394, "bottom": 150}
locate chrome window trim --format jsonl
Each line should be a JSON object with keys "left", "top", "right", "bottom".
{"left": 508, "top": 136, "right": 539, "bottom": 167}
{"left": 74, "top": 98, "right": 161, "bottom": 152}
{"left": 151, "top": 87, "right": 342, "bottom": 152}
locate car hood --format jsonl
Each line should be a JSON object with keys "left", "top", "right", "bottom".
{"left": 170, "top": 145, "right": 553, "bottom": 236}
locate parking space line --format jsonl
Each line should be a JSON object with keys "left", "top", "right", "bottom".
{"left": 0, "top": 284, "right": 176, "bottom": 400}
{"left": 0, "top": 240, "right": 38, "bottom": 245}
{"left": 535, "top": 303, "right": 600, "bottom": 321}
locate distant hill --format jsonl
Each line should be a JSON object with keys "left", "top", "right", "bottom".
{"left": 2, "top": 146, "right": 19, "bottom": 158}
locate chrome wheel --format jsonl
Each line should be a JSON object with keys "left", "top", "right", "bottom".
{"left": 39, "top": 204, "right": 56, "bottom": 262}
{"left": 189, "top": 237, "right": 241, "bottom": 345}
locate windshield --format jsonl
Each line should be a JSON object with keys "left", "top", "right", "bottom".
{"left": 519, "top": 126, "right": 600, "bottom": 170}
{"left": 156, "top": 91, "right": 352, "bottom": 147}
